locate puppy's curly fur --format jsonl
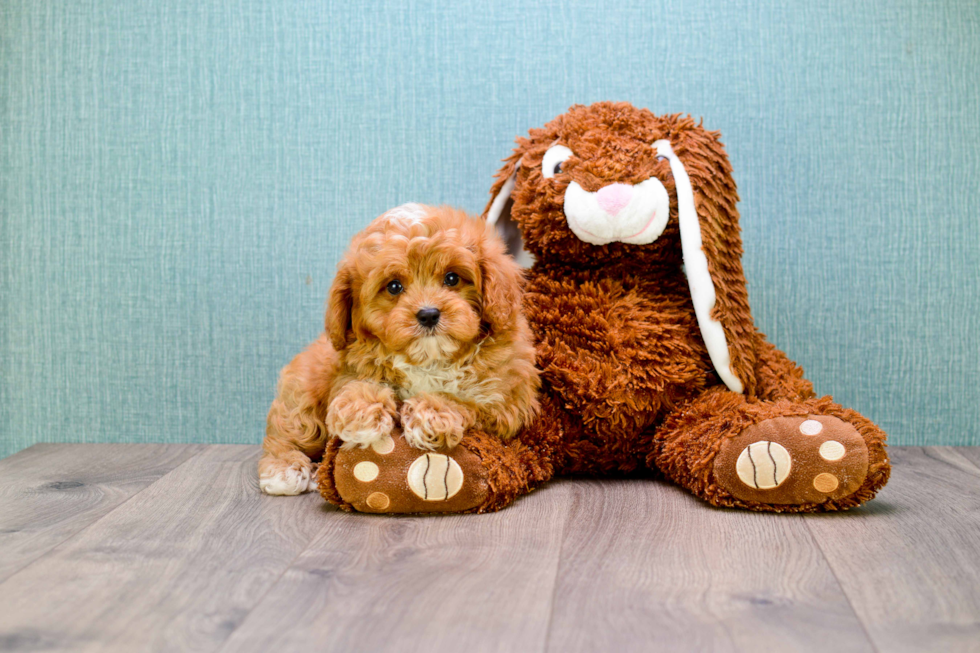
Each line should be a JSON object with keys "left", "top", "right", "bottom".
{"left": 259, "top": 204, "right": 539, "bottom": 495}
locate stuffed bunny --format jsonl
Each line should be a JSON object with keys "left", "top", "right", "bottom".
{"left": 320, "top": 102, "right": 890, "bottom": 513}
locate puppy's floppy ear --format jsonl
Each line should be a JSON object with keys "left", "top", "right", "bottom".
{"left": 326, "top": 261, "right": 354, "bottom": 351}
{"left": 478, "top": 224, "right": 525, "bottom": 337}
{"left": 483, "top": 145, "right": 534, "bottom": 268}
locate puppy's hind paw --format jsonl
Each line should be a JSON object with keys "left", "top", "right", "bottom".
{"left": 259, "top": 461, "right": 315, "bottom": 496}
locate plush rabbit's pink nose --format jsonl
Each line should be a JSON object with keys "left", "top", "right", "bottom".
{"left": 596, "top": 183, "right": 633, "bottom": 216}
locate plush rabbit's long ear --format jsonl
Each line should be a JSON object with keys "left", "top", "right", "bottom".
{"left": 483, "top": 152, "right": 534, "bottom": 267}
{"left": 653, "top": 137, "right": 757, "bottom": 395}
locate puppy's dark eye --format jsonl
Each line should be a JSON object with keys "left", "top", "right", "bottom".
{"left": 386, "top": 280, "right": 403, "bottom": 295}
{"left": 444, "top": 272, "right": 460, "bottom": 287}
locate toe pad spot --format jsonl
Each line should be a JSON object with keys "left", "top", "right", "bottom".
{"left": 813, "top": 473, "right": 840, "bottom": 493}
{"left": 371, "top": 435, "right": 395, "bottom": 455}
{"left": 819, "top": 440, "right": 846, "bottom": 461}
{"left": 353, "top": 461, "right": 379, "bottom": 482}
{"left": 366, "top": 492, "right": 390, "bottom": 510}
{"left": 800, "top": 419, "right": 823, "bottom": 435}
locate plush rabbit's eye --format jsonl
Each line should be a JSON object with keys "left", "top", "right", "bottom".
{"left": 386, "top": 280, "right": 403, "bottom": 295}
{"left": 542, "top": 145, "right": 574, "bottom": 179}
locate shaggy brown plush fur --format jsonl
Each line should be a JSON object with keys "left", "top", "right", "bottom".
{"left": 464, "top": 101, "right": 889, "bottom": 513}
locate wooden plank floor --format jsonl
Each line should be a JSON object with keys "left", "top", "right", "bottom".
{"left": 0, "top": 445, "right": 978, "bottom": 653}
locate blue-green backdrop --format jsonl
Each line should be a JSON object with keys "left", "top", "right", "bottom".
{"left": 2, "top": 0, "right": 978, "bottom": 459}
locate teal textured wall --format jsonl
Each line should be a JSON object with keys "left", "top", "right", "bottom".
{"left": 2, "top": 0, "right": 978, "bottom": 459}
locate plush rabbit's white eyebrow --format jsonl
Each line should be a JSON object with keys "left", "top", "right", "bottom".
{"left": 542, "top": 145, "right": 574, "bottom": 179}
{"left": 653, "top": 139, "right": 743, "bottom": 394}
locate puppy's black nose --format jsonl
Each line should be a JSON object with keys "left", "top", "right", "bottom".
{"left": 416, "top": 307, "right": 441, "bottom": 328}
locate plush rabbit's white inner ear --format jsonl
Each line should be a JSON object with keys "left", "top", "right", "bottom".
{"left": 486, "top": 171, "right": 516, "bottom": 228}
{"left": 654, "top": 140, "right": 744, "bottom": 394}
{"left": 485, "top": 166, "right": 535, "bottom": 268}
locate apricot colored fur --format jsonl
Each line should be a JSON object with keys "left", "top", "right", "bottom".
{"left": 259, "top": 205, "right": 539, "bottom": 496}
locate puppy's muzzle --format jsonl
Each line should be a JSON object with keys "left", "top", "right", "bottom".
{"left": 416, "top": 307, "right": 441, "bottom": 328}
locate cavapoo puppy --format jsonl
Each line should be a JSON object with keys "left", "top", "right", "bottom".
{"left": 259, "top": 204, "right": 539, "bottom": 495}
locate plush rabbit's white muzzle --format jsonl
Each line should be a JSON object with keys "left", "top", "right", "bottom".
{"left": 563, "top": 177, "right": 670, "bottom": 246}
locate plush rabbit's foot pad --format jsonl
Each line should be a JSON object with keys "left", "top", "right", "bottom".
{"left": 327, "top": 432, "right": 489, "bottom": 513}
{"left": 714, "top": 415, "right": 869, "bottom": 506}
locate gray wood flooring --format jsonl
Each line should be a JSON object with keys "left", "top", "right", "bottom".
{"left": 0, "top": 445, "right": 977, "bottom": 653}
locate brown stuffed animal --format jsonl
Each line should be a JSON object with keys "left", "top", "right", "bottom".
{"left": 321, "top": 102, "right": 890, "bottom": 513}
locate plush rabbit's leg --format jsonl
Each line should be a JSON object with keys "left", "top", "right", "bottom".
{"left": 319, "top": 397, "right": 564, "bottom": 514}
{"left": 649, "top": 387, "right": 890, "bottom": 512}
{"left": 463, "top": 406, "right": 565, "bottom": 512}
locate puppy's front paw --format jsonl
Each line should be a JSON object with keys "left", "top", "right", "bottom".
{"left": 259, "top": 459, "right": 315, "bottom": 496}
{"left": 401, "top": 394, "right": 474, "bottom": 451}
{"left": 327, "top": 382, "right": 398, "bottom": 449}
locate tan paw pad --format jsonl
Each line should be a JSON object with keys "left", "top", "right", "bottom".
{"left": 714, "top": 415, "right": 870, "bottom": 506}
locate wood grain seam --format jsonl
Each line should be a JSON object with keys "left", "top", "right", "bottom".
{"left": 541, "top": 482, "right": 577, "bottom": 653}
{"left": 924, "top": 446, "right": 980, "bottom": 476}
{"left": 801, "top": 513, "right": 881, "bottom": 652}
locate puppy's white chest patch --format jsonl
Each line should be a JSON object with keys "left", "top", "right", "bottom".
{"left": 391, "top": 357, "right": 501, "bottom": 405}
{"left": 393, "top": 358, "right": 468, "bottom": 399}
